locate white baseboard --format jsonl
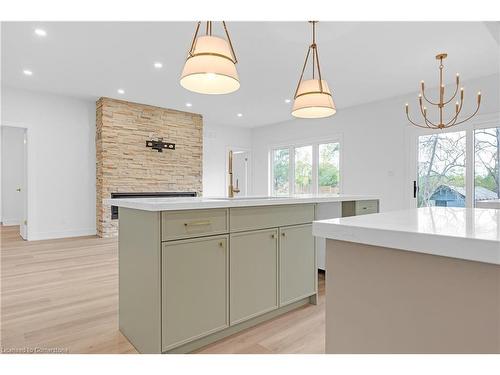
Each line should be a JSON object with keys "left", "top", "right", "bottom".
{"left": 1, "top": 219, "right": 22, "bottom": 226}
{"left": 28, "top": 228, "right": 97, "bottom": 241}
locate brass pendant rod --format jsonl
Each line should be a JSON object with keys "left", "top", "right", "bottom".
{"left": 188, "top": 21, "right": 201, "bottom": 57}
{"left": 222, "top": 21, "right": 238, "bottom": 63}
{"left": 312, "top": 46, "right": 316, "bottom": 79}
{"left": 294, "top": 46, "right": 312, "bottom": 98}
{"left": 315, "top": 46, "right": 324, "bottom": 93}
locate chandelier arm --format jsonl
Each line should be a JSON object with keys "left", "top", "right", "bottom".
{"left": 188, "top": 21, "right": 202, "bottom": 56}
{"left": 418, "top": 100, "right": 438, "bottom": 127}
{"left": 222, "top": 21, "right": 238, "bottom": 63}
{"left": 451, "top": 102, "right": 481, "bottom": 126}
{"left": 442, "top": 81, "right": 460, "bottom": 105}
{"left": 294, "top": 46, "right": 312, "bottom": 99}
{"left": 421, "top": 90, "right": 440, "bottom": 106}
{"left": 444, "top": 96, "right": 464, "bottom": 126}
{"left": 406, "top": 112, "right": 433, "bottom": 128}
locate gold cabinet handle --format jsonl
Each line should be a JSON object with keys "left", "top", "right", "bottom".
{"left": 271, "top": 234, "right": 275, "bottom": 239}
{"left": 281, "top": 232, "right": 285, "bottom": 237}
{"left": 218, "top": 241, "right": 224, "bottom": 247}
{"left": 16, "top": 188, "right": 21, "bottom": 192}
{"left": 184, "top": 220, "right": 211, "bottom": 227}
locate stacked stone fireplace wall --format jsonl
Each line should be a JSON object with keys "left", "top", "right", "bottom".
{"left": 96, "top": 97, "right": 203, "bottom": 237}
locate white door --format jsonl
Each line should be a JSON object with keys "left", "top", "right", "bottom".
{"left": 1, "top": 126, "right": 28, "bottom": 239}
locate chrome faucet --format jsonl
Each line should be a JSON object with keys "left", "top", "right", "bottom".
{"left": 228, "top": 150, "right": 240, "bottom": 198}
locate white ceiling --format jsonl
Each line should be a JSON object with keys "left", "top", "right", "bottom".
{"left": 2, "top": 21, "right": 498, "bottom": 128}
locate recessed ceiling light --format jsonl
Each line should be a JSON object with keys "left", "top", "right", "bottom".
{"left": 285, "top": 99, "right": 291, "bottom": 103}
{"left": 117, "top": 89, "right": 125, "bottom": 94}
{"left": 237, "top": 113, "right": 243, "bottom": 117}
{"left": 23, "top": 69, "right": 33, "bottom": 76}
{"left": 34, "top": 28, "right": 47, "bottom": 37}
{"left": 185, "top": 102, "right": 193, "bottom": 107}
{"left": 154, "top": 62, "right": 163, "bottom": 69}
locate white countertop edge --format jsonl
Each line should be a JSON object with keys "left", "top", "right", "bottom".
{"left": 106, "top": 195, "right": 379, "bottom": 211}
{"left": 312, "top": 221, "right": 500, "bottom": 265}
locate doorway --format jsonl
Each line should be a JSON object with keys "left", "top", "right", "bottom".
{"left": 227, "top": 147, "right": 251, "bottom": 197}
{"left": 1, "top": 126, "right": 28, "bottom": 240}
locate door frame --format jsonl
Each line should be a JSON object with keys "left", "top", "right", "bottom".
{"left": 406, "top": 111, "right": 500, "bottom": 209}
{"left": 225, "top": 146, "right": 252, "bottom": 197}
{"left": 1, "top": 121, "right": 30, "bottom": 240}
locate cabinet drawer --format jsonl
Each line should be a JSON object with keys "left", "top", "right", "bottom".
{"left": 161, "top": 209, "right": 228, "bottom": 241}
{"left": 229, "top": 204, "right": 314, "bottom": 232}
{"left": 162, "top": 235, "right": 229, "bottom": 351}
{"left": 355, "top": 200, "right": 379, "bottom": 215}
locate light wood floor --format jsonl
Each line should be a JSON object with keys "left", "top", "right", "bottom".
{"left": 1, "top": 225, "right": 325, "bottom": 354}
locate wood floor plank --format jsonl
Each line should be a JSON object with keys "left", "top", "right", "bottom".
{"left": 1, "top": 225, "right": 325, "bottom": 354}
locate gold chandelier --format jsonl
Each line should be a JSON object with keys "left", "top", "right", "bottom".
{"left": 405, "top": 53, "right": 481, "bottom": 129}
{"left": 180, "top": 21, "right": 240, "bottom": 95}
{"left": 292, "top": 21, "right": 336, "bottom": 119}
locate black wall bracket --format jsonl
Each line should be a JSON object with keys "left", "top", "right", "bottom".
{"left": 146, "top": 138, "right": 175, "bottom": 152}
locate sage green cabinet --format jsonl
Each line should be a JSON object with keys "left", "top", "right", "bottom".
{"left": 230, "top": 228, "right": 279, "bottom": 325}
{"left": 161, "top": 235, "right": 229, "bottom": 351}
{"left": 279, "top": 224, "right": 316, "bottom": 306}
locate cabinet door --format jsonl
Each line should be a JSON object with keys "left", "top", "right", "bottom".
{"left": 230, "top": 229, "right": 278, "bottom": 324}
{"left": 162, "top": 235, "right": 228, "bottom": 351}
{"left": 279, "top": 224, "right": 316, "bottom": 306}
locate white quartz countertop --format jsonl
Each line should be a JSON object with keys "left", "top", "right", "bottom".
{"left": 313, "top": 207, "right": 500, "bottom": 265}
{"left": 107, "top": 194, "right": 378, "bottom": 211}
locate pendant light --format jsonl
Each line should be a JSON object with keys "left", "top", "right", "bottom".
{"left": 292, "top": 21, "right": 336, "bottom": 119}
{"left": 180, "top": 21, "right": 240, "bottom": 95}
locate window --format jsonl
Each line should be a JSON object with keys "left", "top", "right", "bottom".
{"left": 271, "top": 141, "right": 340, "bottom": 196}
{"left": 294, "top": 145, "right": 313, "bottom": 194}
{"left": 474, "top": 127, "right": 500, "bottom": 205}
{"left": 272, "top": 148, "right": 290, "bottom": 196}
{"left": 417, "top": 131, "right": 466, "bottom": 207}
{"left": 318, "top": 143, "right": 340, "bottom": 194}
{"left": 412, "top": 123, "right": 500, "bottom": 209}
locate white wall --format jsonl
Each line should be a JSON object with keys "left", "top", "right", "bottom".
{"left": 203, "top": 124, "right": 252, "bottom": 197}
{"left": 1, "top": 126, "right": 25, "bottom": 225}
{"left": 1, "top": 86, "right": 251, "bottom": 239}
{"left": 1, "top": 86, "right": 96, "bottom": 240}
{"left": 252, "top": 74, "right": 500, "bottom": 212}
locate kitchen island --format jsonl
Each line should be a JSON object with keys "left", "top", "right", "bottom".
{"left": 110, "top": 194, "right": 379, "bottom": 353}
{"left": 313, "top": 207, "right": 500, "bottom": 354}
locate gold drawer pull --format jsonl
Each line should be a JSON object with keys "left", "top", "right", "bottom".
{"left": 184, "top": 220, "right": 211, "bottom": 227}
{"left": 218, "top": 241, "right": 224, "bottom": 247}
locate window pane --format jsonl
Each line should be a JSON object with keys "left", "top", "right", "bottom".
{"left": 474, "top": 127, "right": 500, "bottom": 205}
{"left": 272, "top": 148, "right": 289, "bottom": 196}
{"left": 417, "top": 131, "right": 466, "bottom": 208}
{"left": 295, "top": 145, "right": 313, "bottom": 194}
{"left": 318, "top": 143, "right": 340, "bottom": 194}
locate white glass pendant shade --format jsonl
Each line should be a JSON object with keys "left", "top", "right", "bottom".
{"left": 180, "top": 35, "right": 240, "bottom": 95}
{"left": 292, "top": 79, "right": 336, "bottom": 119}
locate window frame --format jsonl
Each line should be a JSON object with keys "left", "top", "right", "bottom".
{"left": 269, "top": 136, "right": 343, "bottom": 196}
{"left": 406, "top": 112, "right": 499, "bottom": 208}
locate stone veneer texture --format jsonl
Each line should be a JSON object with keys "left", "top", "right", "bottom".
{"left": 96, "top": 97, "right": 203, "bottom": 237}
